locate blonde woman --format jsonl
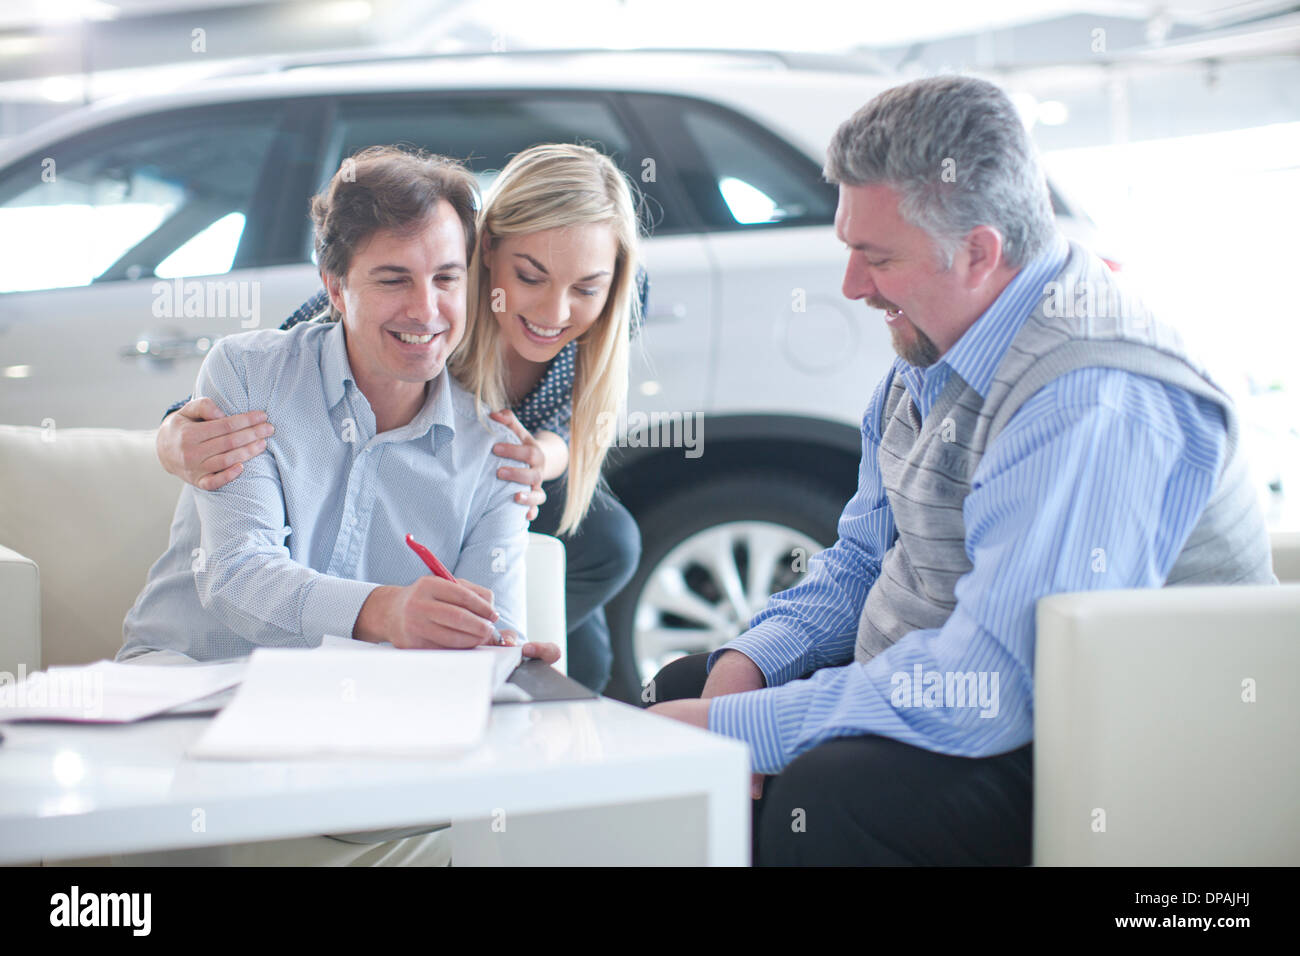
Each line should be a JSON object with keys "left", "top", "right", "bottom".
{"left": 156, "top": 143, "right": 645, "bottom": 693}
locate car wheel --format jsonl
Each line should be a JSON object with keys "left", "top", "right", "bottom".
{"left": 605, "top": 473, "right": 845, "bottom": 704}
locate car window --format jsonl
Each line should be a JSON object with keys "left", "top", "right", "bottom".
{"left": 625, "top": 93, "right": 836, "bottom": 232}
{"left": 312, "top": 92, "right": 672, "bottom": 253}
{"left": 0, "top": 108, "right": 282, "bottom": 294}
{"left": 679, "top": 106, "right": 836, "bottom": 229}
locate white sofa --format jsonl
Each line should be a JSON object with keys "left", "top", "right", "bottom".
{"left": 0, "top": 424, "right": 566, "bottom": 676}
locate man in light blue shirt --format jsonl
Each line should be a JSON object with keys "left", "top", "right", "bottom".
{"left": 116, "top": 147, "right": 563, "bottom": 867}
{"left": 121, "top": 147, "right": 555, "bottom": 667}
{"left": 648, "top": 76, "right": 1274, "bottom": 865}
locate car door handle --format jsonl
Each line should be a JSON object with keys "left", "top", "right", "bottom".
{"left": 121, "top": 335, "right": 215, "bottom": 361}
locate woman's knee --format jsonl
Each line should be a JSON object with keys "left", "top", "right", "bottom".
{"left": 576, "top": 491, "right": 642, "bottom": 583}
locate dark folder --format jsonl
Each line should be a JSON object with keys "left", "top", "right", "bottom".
{"left": 505, "top": 659, "right": 598, "bottom": 702}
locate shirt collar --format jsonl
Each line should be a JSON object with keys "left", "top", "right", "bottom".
{"left": 399, "top": 365, "right": 457, "bottom": 449}
{"left": 319, "top": 319, "right": 457, "bottom": 447}
{"left": 905, "top": 232, "right": 1070, "bottom": 400}
{"left": 320, "top": 319, "right": 354, "bottom": 410}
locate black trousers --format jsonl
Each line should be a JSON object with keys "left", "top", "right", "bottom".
{"left": 529, "top": 478, "right": 641, "bottom": 694}
{"left": 649, "top": 653, "right": 1034, "bottom": 866}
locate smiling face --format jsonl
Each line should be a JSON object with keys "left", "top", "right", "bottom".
{"left": 325, "top": 200, "right": 467, "bottom": 415}
{"left": 835, "top": 182, "right": 970, "bottom": 368}
{"left": 482, "top": 223, "right": 618, "bottom": 364}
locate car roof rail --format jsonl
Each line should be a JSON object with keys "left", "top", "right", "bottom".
{"left": 206, "top": 46, "right": 889, "bottom": 79}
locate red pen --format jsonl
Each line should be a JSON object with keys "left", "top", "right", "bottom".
{"left": 405, "top": 533, "right": 507, "bottom": 645}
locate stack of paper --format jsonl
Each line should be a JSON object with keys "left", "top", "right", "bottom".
{"left": 189, "top": 646, "right": 502, "bottom": 760}
{"left": 318, "top": 635, "right": 531, "bottom": 702}
{"left": 0, "top": 659, "right": 247, "bottom": 723}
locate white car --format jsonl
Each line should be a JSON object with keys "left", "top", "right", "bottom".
{"left": 0, "top": 49, "right": 1108, "bottom": 700}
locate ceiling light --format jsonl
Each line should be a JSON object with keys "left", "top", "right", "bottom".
{"left": 40, "top": 76, "right": 82, "bottom": 103}
{"left": 40, "top": 1, "right": 119, "bottom": 23}
{"left": 321, "top": 1, "right": 373, "bottom": 24}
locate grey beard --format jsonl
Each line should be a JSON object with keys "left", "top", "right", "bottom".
{"left": 892, "top": 319, "right": 942, "bottom": 368}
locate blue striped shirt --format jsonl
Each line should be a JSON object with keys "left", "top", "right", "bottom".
{"left": 120, "top": 320, "right": 529, "bottom": 661}
{"left": 707, "top": 236, "right": 1229, "bottom": 773}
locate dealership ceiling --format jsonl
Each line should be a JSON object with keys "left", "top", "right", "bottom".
{"left": 0, "top": 0, "right": 1296, "bottom": 147}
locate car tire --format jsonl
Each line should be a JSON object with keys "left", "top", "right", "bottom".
{"left": 604, "top": 472, "right": 846, "bottom": 704}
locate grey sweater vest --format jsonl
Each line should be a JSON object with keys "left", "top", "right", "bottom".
{"left": 855, "top": 241, "right": 1276, "bottom": 664}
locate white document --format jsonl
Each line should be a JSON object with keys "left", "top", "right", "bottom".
{"left": 189, "top": 647, "right": 499, "bottom": 760}
{"left": 0, "top": 659, "right": 247, "bottom": 723}
{"left": 318, "top": 634, "right": 531, "bottom": 702}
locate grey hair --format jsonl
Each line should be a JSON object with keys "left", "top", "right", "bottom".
{"left": 824, "top": 75, "right": 1056, "bottom": 270}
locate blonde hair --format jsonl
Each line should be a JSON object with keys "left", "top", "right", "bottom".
{"left": 450, "top": 144, "right": 641, "bottom": 536}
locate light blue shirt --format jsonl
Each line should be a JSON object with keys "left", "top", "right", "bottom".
{"left": 707, "top": 236, "right": 1229, "bottom": 773}
{"left": 120, "top": 320, "right": 528, "bottom": 662}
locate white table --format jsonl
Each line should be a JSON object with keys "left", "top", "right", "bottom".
{"left": 0, "top": 698, "right": 751, "bottom": 866}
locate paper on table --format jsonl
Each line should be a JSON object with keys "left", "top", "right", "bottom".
{"left": 0, "top": 659, "right": 247, "bottom": 723}
{"left": 318, "top": 634, "right": 530, "bottom": 702}
{"left": 189, "top": 647, "right": 499, "bottom": 760}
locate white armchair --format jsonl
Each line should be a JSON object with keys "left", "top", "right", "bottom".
{"left": 1271, "top": 531, "right": 1300, "bottom": 584}
{"left": 1034, "top": 578, "right": 1300, "bottom": 865}
{"left": 0, "top": 424, "right": 565, "bottom": 675}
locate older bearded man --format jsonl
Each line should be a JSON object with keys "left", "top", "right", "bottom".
{"left": 648, "top": 75, "right": 1275, "bottom": 866}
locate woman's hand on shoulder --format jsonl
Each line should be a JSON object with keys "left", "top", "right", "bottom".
{"left": 156, "top": 396, "right": 274, "bottom": 491}
{"left": 532, "top": 429, "right": 569, "bottom": 483}
{"left": 489, "top": 408, "right": 546, "bottom": 522}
